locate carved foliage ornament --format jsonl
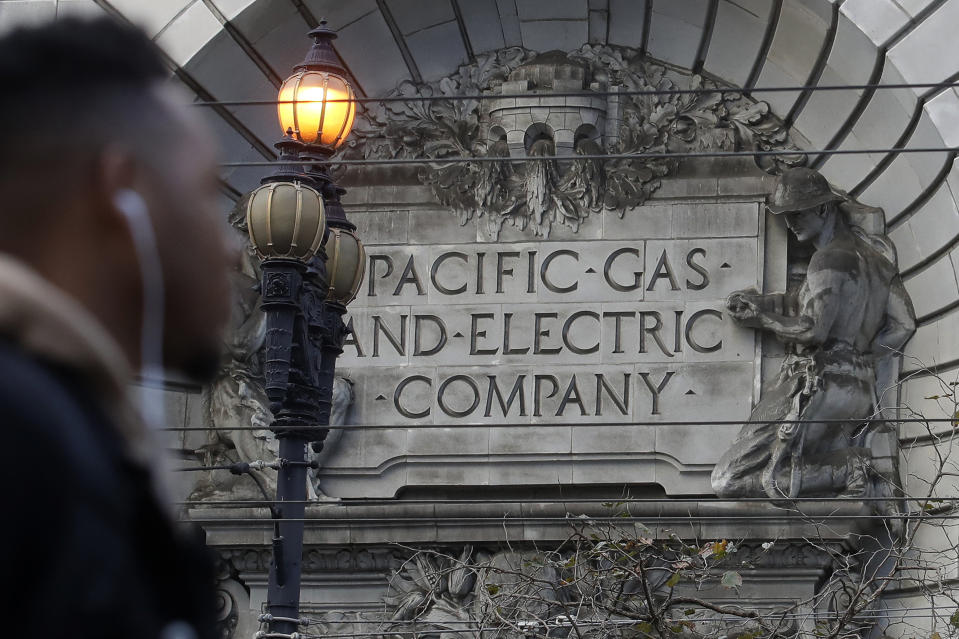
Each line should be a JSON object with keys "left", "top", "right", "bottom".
{"left": 379, "top": 542, "right": 864, "bottom": 639}
{"left": 217, "top": 546, "right": 402, "bottom": 574}
{"left": 345, "top": 44, "right": 800, "bottom": 238}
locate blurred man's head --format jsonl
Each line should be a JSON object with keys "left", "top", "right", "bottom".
{"left": 0, "top": 17, "right": 233, "bottom": 381}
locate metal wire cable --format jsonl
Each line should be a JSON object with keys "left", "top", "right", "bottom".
{"left": 265, "top": 618, "right": 948, "bottom": 638}
{"left": 284, "top": 607, "right": 959, "bottom": 626}
{"left": 293, "top": 606, "right": 959, "bottom": 623}
{"left": 174, "top": 496, "right": 959, "bottom": 506}
{"left": 177, "top": 512, "right": 959, "bottom": 523}
{"left": 159, "top": 416, "right": 959, "bottom": 431}
{"left": 259, "top": 609, "right": 959, "bottom": 638}
{"left": 217, "top": 145, "right": 957, "bottom": 168}
{"left": 190, "top": 81, "right": 959, "bottom": 107}
{"left": 174, "top": 459, "right": 318, "bottom": 472}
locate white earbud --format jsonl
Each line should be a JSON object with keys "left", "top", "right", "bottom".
{"left": 113, "top": 187, "right": 149, "bottom": 223}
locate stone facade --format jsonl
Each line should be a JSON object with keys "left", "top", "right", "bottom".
{"left": 187, "top": 49, "right": 917, "bottom": 637}
{"left": 3, "top": 1, "right": 955, "bottom": 636}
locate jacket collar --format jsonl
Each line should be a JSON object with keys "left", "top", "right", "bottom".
{"left": 0, "top": 255, "right": 152, "bottom": 464}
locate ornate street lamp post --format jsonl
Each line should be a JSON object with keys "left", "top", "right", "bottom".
{"left": 246, "top": 21, "right": 364, "bottom": 637}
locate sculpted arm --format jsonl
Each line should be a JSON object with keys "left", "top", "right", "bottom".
{"left": 873, "top": 275, "right": 916, "bottom": 355}
{"left": 727, "top": 289, "right": 787, "bottom": 315}
{"left": 728, "top": 254, "right": 843, "bottom": 347}
{"left": 872, "top": 275, "right": 916, "bottom": 415}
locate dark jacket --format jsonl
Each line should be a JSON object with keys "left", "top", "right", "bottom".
{"left": 0, "top": 257, "right": 217, "bottom": 639}
{"left": 0, "top": 341, "right": 219, "bottom": 639}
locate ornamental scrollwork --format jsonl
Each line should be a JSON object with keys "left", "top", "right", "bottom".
{"left": 343, "top": 44, "right": 800, "bottom": 239}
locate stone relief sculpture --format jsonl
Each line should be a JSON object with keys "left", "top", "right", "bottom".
{"left": 712, "top": 167, "right": 916, "bottom": 500}
{"left": 191, "top": 202, "right": 355, "bottom": 501}
{"left": 344, "top": 44, "right": 800, "bottom": 238}
{"left": 384, "top": 547, "right": 479, "bottom": 634}
{"left": 191, "top": 216, "right": 278, "bottom": 501}
{"left": 375, "top": 542, "right": 849, "bottom": 638}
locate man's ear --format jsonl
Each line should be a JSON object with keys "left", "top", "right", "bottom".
{"left": 93, "top": 145, "right": 140, "bottom": 229}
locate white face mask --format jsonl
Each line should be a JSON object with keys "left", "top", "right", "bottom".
{"left": 112, "top": 187, "right": 166, "bottom": 431}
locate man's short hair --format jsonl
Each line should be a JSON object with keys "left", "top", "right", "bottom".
{"left": 0, "top": 17, "right": 169, "bottom": 180}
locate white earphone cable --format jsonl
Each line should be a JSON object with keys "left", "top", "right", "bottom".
{"left": 113, "top": 188, "right": 166, "bottom": 432}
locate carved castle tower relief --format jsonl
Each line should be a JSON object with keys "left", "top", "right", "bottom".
{"left": 342, "top": 44, "right": 800, "bottom": 238}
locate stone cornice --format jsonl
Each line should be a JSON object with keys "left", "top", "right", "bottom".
{"left": 191, "top": 500, "right": 875, "bottom": 548}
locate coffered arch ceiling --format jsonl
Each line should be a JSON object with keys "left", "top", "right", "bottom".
{"left": 49, "top": 0, "right": 959, "bottom": 398}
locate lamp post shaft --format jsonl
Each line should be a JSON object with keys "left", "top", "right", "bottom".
{"left": 257, "top": 237, "right": 351, "bottom": 635}
{"left": 266, "top": 433, "right": 310, "bottom": 633}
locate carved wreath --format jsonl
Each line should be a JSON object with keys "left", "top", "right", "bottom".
{"left": 343, "top": 44, "right": 800, "bottom": 239}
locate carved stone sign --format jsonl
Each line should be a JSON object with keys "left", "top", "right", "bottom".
{"left": 323, "top": 189, "right": 784, "bottom": 497}
{"left": 339, "top": 202, "right": 766, "bottom": 425}
{"left": 316, "top": 44, "right": 799, "bottom": 498}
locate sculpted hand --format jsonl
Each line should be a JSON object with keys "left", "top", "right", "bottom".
{"left": 726, "top": 289, "right": 763, "bottom": 325}
{"left": 250, "top": 406, "right": 272, "bottom": 431}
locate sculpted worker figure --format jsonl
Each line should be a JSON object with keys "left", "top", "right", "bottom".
{"left": 711, "top": 167, "right": 915, "bottom": 499}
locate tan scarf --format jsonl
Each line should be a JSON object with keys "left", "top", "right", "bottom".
{"left": 0, "top": 255, "right": 155, "bottom": 467}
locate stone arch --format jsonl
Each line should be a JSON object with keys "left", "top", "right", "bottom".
{"left": 573, "top": 122, "right": 602, "bottom": 152}
{"left": 488, "top": 124, "right": 507, "bottom": 144}
{"left": 6, "top": 1, "right": 958, "bottom": 622}
{"left": 523, "top": 122, "right": 555, "bottom": 156}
